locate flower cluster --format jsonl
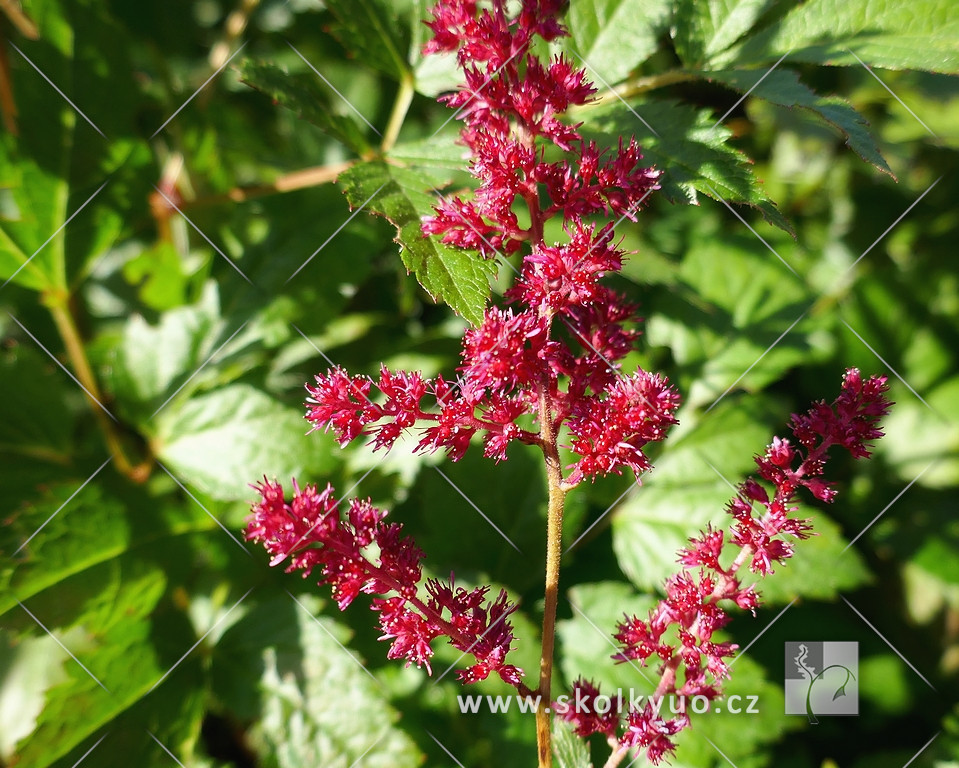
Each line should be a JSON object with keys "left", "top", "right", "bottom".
{"left": 306, "top": 0, "right": 677, "bottom": 484}
{"left": 422, "top": 1, "right": 658, "bottom": 256}
{"left": 557, "top": 369, "right": 892, "bottom": 764}
{"left": 245, "top": 478, "right": 521, "bottom": 685}
{"left": 251, "top": 0, "right": 675, "bottom": 700}
{"left": 246, "top": 2, "right": 895, "bottom": 766}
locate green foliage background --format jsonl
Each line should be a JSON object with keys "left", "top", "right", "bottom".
{"left": 1, "top": 1, "right": 957, "bottom": 767}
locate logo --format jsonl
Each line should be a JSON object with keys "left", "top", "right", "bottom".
{"left": 784, "top": 641, "right": 858, "bottom": 722}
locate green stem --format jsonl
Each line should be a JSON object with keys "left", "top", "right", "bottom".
{"left": 381, "top": 71, "right": 415, "bottom": 153}
{"left": 46, "top": 295, "right": 150, "bottom": 482}
{"left": 571, "top": 70, "right": 698, "bottom": 113}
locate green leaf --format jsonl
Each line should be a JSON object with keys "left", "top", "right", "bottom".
{"left": 643, "top": 231, "right": 815, "bottom": 408}
{"left": 392, "top": 445, "right": 550, "bottom": 594}
{"left": 213, "top": 594, "right": 422, "bottom": 768}
{"left": 0, "top": 0, "right": 144, "bottom": 291}
{"left": 0, "top": 630, "right": 69, "bottom": 760}
{"left": 1, "top": 482, "right": 214, "bottom": 617}
{"left": 323, "top": 0, "right": 415, "bottom": 80}
{"left": 567, "top": 0, "right": 673, "bottom": 84}
{"left": 557, "top": 582, "right": 658, "bottom": 694}
{"left": 122, "top": 241, "right": 192, "bottom": 311}
{"left": 337, "top": 160, "right": 495, "bottom": 326}
{"left": 584, "top": 100, "right": 794, "bottom": 234}
{"left": 672, "top": 0, "right": 771, "bottom": 66}
{"left": 612, "top": 398, "right": 778, "bottom": 592}
{"left": 879, "top": 375, "right": 959, "bottom": 488}
{"left": 238, "top": 60, "right": 373, "bottom": 155}
{"left": 716, "top": 0, "right": 959, "bottom": 73}
{"left": 106, "top": 282, "right": 222, "bottom": 421}
{"left": 552, "top": 718, "right": 593, "bottom": 768}
{"left": 0, "top": 481, "right": 238, "bottom": 767}
{"left": 704, "top": 69, "right": 893, "bottom": 176}
{"left": 154, "top": 383, "right": 336, "bottom": 500}
{"left": 0, "top": 346, "right": 74, "bottom": 465}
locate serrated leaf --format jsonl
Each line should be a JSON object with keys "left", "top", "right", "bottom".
{"left": 672, "top": 0, "right": 772, "bottom": 67}
{"left": 337, "top": 160, "right": 495, "bottom": 325}
{"left": 716, "top": 0, "right": 959, "bottom": 73}
{"left": 213, "top": 594, "right": 422, "bottom": 768}
{"left": 323, "top": 0, "right": 415, "bottom": 80}
{"left": 584, "top": 100, "right": 794, "bottom": 234}
{"left": 567, "top": 0, "right": 673, "bottom": 84}
{"left": 238, "top": 60, "right": 372, "bottom": 155}
{"left": 704, "top": 69, "right": 893, "bottom": 176}
{"left": 387, "top": 134, "right": 469, "bottom": 173}
{"left": 553, "top": 718, "right": 593, "bottom": 768}
{"left": 154, "top": 383, "right": 336, "bottom": 500}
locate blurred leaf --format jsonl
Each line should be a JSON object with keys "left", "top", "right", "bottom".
{"left": 704, "top": 69, "right": 893, "bottom": 177}
{"left": 238, "top": 61, "right": 373, "bottom": 155}
{"left": 154, "top": 383, "right": 335, "bottom": 500}
{"left": 553, "top": 718, "right": 593, "bottom": 768}
{"left": 393, "top": 445, "right": 548, "bottom": 593}
{"left": 644, "top": 233, "right": 814, "bottom": 408}
{"left": 879, "top": 376, "right": 959, "bottom": 488}
{"left": 0, "top": 630, "right": 68, "bottom": 761}
{"left": 672, "top": 0, "right": 771, "bottom": 66}
{"left": 584, "top": 100, "right": 794, "bottom": 233}
{"left": 557, "top": 582, "right": 658, "bottom": 694}
{"left": 214, "top": 594, "right": 422, "bottom": 768}
{"left": 106, "top": 282, "right": 222, "bottom": 421}
{"left": 5, "top": 545, "right": 182, "bottom": 767}
{"left": 567, "top": 0, "right": 673, "bottom": 83}
{"left": 0, "top": 482, "right": 213, "bottom": 616}
{"left": 717, "top": 0, "right": 959, "bottom": 73}
{"left": 121, "top": 241, "right": 192, "bottom": 312}
{"left": 0, "top": 345, "right": 73, "bottom": 464}
{"left": 338, "top": 160, "right": 495, "bottom": 325}
{"left": 1, "top": 479, "right": 249, "bottom": 767}
{"left": 0, "top": 0, "right": 144, "bottom": 291}
{"left": 323, "top": 0, "right": 415, "bottom": 80}
{"left": 612, "top": 397, "right": 777, "bottom": 592}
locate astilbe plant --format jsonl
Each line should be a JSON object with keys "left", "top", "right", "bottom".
{"left": 244, "top": 2, "right": 893, "bottom": 766}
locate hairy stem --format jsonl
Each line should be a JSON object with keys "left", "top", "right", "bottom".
{"left": 47, "top": 296, "right": 150, "bottom": 482}
{"left": 536, "top": 380, "right": 566, "bottom": 768}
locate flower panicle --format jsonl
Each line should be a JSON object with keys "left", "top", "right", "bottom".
{"left": 303, "top": 0, "right": 676, "bottom": 485}
{"left": 244, "top": 478, "right": 522, "bottom": 685}
{"left": 556, "top": 369, "right": 892, "bottom": 764}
